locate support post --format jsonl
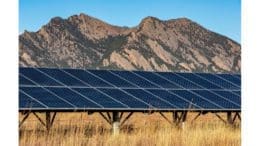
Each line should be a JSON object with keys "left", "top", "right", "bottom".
{"left": 46, "top": 112, "right": 51, "bottom": 131}
{"left": 159, "top": 112, "right": 173, "bottom": 125}
{"left": 181, "top": 111, "right": 187, "bottom": 129}
{"left": 173, "top": 111, "right": 178, "bottom": 123}
{"left": 172, "top": 111, "right": 187, "bottom": 129}
{"left": 237, "top": 112, "right": 241, "bottom": 121}
{"left": 112, "top": 111, "right": 120, "bottom": 135}
{"left": 19, "top": 112, "right": 30, "bottom": 127}
{"left": 99, "top": 112, "right": 112, "bottom": 125}
{"left": 227, "top": 112, "right": 233, "bottom": 125}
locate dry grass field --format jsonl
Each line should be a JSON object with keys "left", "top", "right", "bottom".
{"left": 19, "top": 112, "right": 240, "bottom": 146}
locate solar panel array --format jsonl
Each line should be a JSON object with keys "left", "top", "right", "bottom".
{"left": 19, "top": 67, "right": 241, "bottom": 111}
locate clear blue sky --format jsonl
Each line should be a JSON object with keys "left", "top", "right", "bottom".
{"left": 19, "top": 0, "right": 241, "bottom": 43}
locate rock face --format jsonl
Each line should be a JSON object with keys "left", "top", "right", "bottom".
{"left": 19, "top": 13, "right": 241, "bottom": 73}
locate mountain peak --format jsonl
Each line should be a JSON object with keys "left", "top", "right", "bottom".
{"left": 174, "top": 17, "right": 192, "bottom": 22}
{"left": 140, "top": 16, "right": 162, "bottom": 24}
{"left": 49, "top": 17, "right": 64, "bottom": 23}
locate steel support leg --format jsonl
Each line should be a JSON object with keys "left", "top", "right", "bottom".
{"left": 172, "top": 111, "right": 187, "bottom": 129}
{"left": 45, "top": 112, "right": 56, "bottom": 132}
{"left": 46, "top": 112, "right": 51, "bottom": 131}
{"left": 227, "top": 112, "right": 233, "bottom": 125}
{"left": 191, "top": 112, "right": 201, "bottom": 123}
{"left": 173, "top": 111, "right": 178, "bottom": 123}
{"left": 19, "top": 112, "right": 30, "bottom": 128}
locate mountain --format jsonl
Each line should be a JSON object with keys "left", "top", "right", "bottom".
{"left": 19, "top": 13, "right": 240, "bottom": 73}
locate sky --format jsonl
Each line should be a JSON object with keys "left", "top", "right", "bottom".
{"left": 19, "top": 0, "right": 241, "bottom": 43}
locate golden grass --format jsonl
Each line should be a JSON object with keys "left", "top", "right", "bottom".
{"left": 19, "top": 112, "right": 240, "bottom": 146}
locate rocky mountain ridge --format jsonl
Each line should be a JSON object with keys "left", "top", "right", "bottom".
{"left": 19, "top": 13, "right": 240, "bottom": 73}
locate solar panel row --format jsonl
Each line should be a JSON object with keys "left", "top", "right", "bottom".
{"left": 19, "top": 67, "right": 241, "bottom": 111}
{"left": 20, "top": 68, "right": 240, "bottom": 89}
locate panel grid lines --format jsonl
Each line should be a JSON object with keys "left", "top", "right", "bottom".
{"left": 128, "top": 71, "right": 201, "bottom": 109}
{"left": 33, "top": 68, "right": 104, "bottom": 108}
{"left": 150, "top": 72, "right": 224, "bottom": 109}
{"left": 20, "top": 90, "right": 49, "bottom": 108}
{"left": 20, "top": 74, "right": 78, "bottom": 108}
{"left": 109, "top": 70, "right": 179, "bottom": 109}
{"left": 164, "top": 73, "right": 239, "bottom": 107}
{"left": 210, "top": 73, "right": 240, "bottom": 89}
{"left": 61, "top": 69, "right": 131, "bottom": 108}
{"left": 84, "top": 70, "right": 154, "bottom": 108}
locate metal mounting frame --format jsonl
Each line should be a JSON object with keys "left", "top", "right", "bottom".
{"left": 19, "top": 110, "right": 241, "bottom": 134}
{"left": 19, "top": 111, "right": 57, "bottom": 132}
{"left": 97, "top": 111, "right": 134, "bottom": 134}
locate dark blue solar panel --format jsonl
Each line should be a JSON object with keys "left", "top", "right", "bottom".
{"left": 19, "top": 67, "right": 241, "bottom": 111}
{"left": 123, "top": 89, "right": 174, "bottom": 108}
{"left": 147, "top": 89, "right": 200, "bottom": 109}
{"left": 46, "top": 87, "right": 101, "bottom": 108}
{"left": 175, "top": 73, "right": 222, "bottom": 89}
{"left": 21, "top": 87, "right": 74, "bottom": 108}
{"left": 19, "top": 91, "right": 46, "bottom": 108}
{"left": 233, "top": 74, "right": 241, "bottom": 80}
{"left": 100, "top": 88, "right": 149, "bottom": 108}
{"left": 192, "top": 90, "right": 239, "bottom": 109}
{"left": 211, "top": 90, "right": 241, "bottom": 106}
{"left": 170, "top": 90, "right": 220, "bottom": 109}
{"left": 19, "top": 74, "right": 36, "bottom": 85}
{"left": 62, "top": 69, "right": 112, "bottom": 87}
{"left": 156, "top": 72, "right": 201, "bottom": 89}
{"left": 72, "top": 88, "right": 126, "bottom": 108}
{"left": 20, "top": 68, "right": 61, "bottom": 86}
{"left": 216, "top": 74, "right": 241, "bottom": 87}
{"left": 233, "top": 91, "right": 241, "bottom": 96}
{"left": 88, "top": 70, "right": 135, "bottom": 88}
{"left": 38, "top": 68, "right": 86, "bottom": 86}
{"left": 195, "top": 73, "right": 239, "bottom": 89}
{"left": 133, "top": 71, "right": 181, "bottom": 89}
{"left": 110, "top": 70, "right": 159, "bottom": 88}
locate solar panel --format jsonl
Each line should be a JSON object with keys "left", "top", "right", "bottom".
{"left": 19, "top": 74, "right": 36, "bottom": 86}
{"left": 170, "top": 90, "right": 221, "bottom": 109}
{"left": 154, "top": 72, "right": 201, "bottom": 89}
{"left": 19, "top": 91, "right": 46, "bottom": 109}
{"left": 233, "top": 74, "right": 241, "bottom": 80}
{"left": 192, "top": 90, "right": 240, "bottom": 109}
{"left": 21, "top": 86, "right": 75, "bottom": 108}
{"left": 62, "top": 69, "right": 112, "bottom": 87}
{"left": 147, "top": 89, "right": 200, "bottom": 109}
{"left": 37, "top": 68, "right": 87, "bottom": 86}
{"left": 211, "top": 90, "right": 241, "bottom": 105}
{"left": 20, "top": 68, "right": 62, "bottom": 86}
{"left": 174, "top": 73, "right": 222, "bottom": 89}
{"left": 46, "top": 87, "right": 103, "bottom": 108}
{"left": 195, "top": 73, "right": 239, "bottom": 90}
{"left": 123, "top": 89, "right": 175, "bottom": 108}
{"left": 132, "top": 71, "right": 181, "bottom": 89}
{"left": 99, "top": 88, "right": 150, "bottom": 108}
{"left": 72, "top": 87, "right": 127, "bottom": 108}
{"left": 88, "top": 70, "right": 136, "bottom": 88}
{"left": 110, "top": 70, "right": 160, "bottom": 88}
{"left": 19, "top": 67, "right": 241, "bottom": 111}
{"left": 215, "top": 74, "right": 241, "bottom": 87}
